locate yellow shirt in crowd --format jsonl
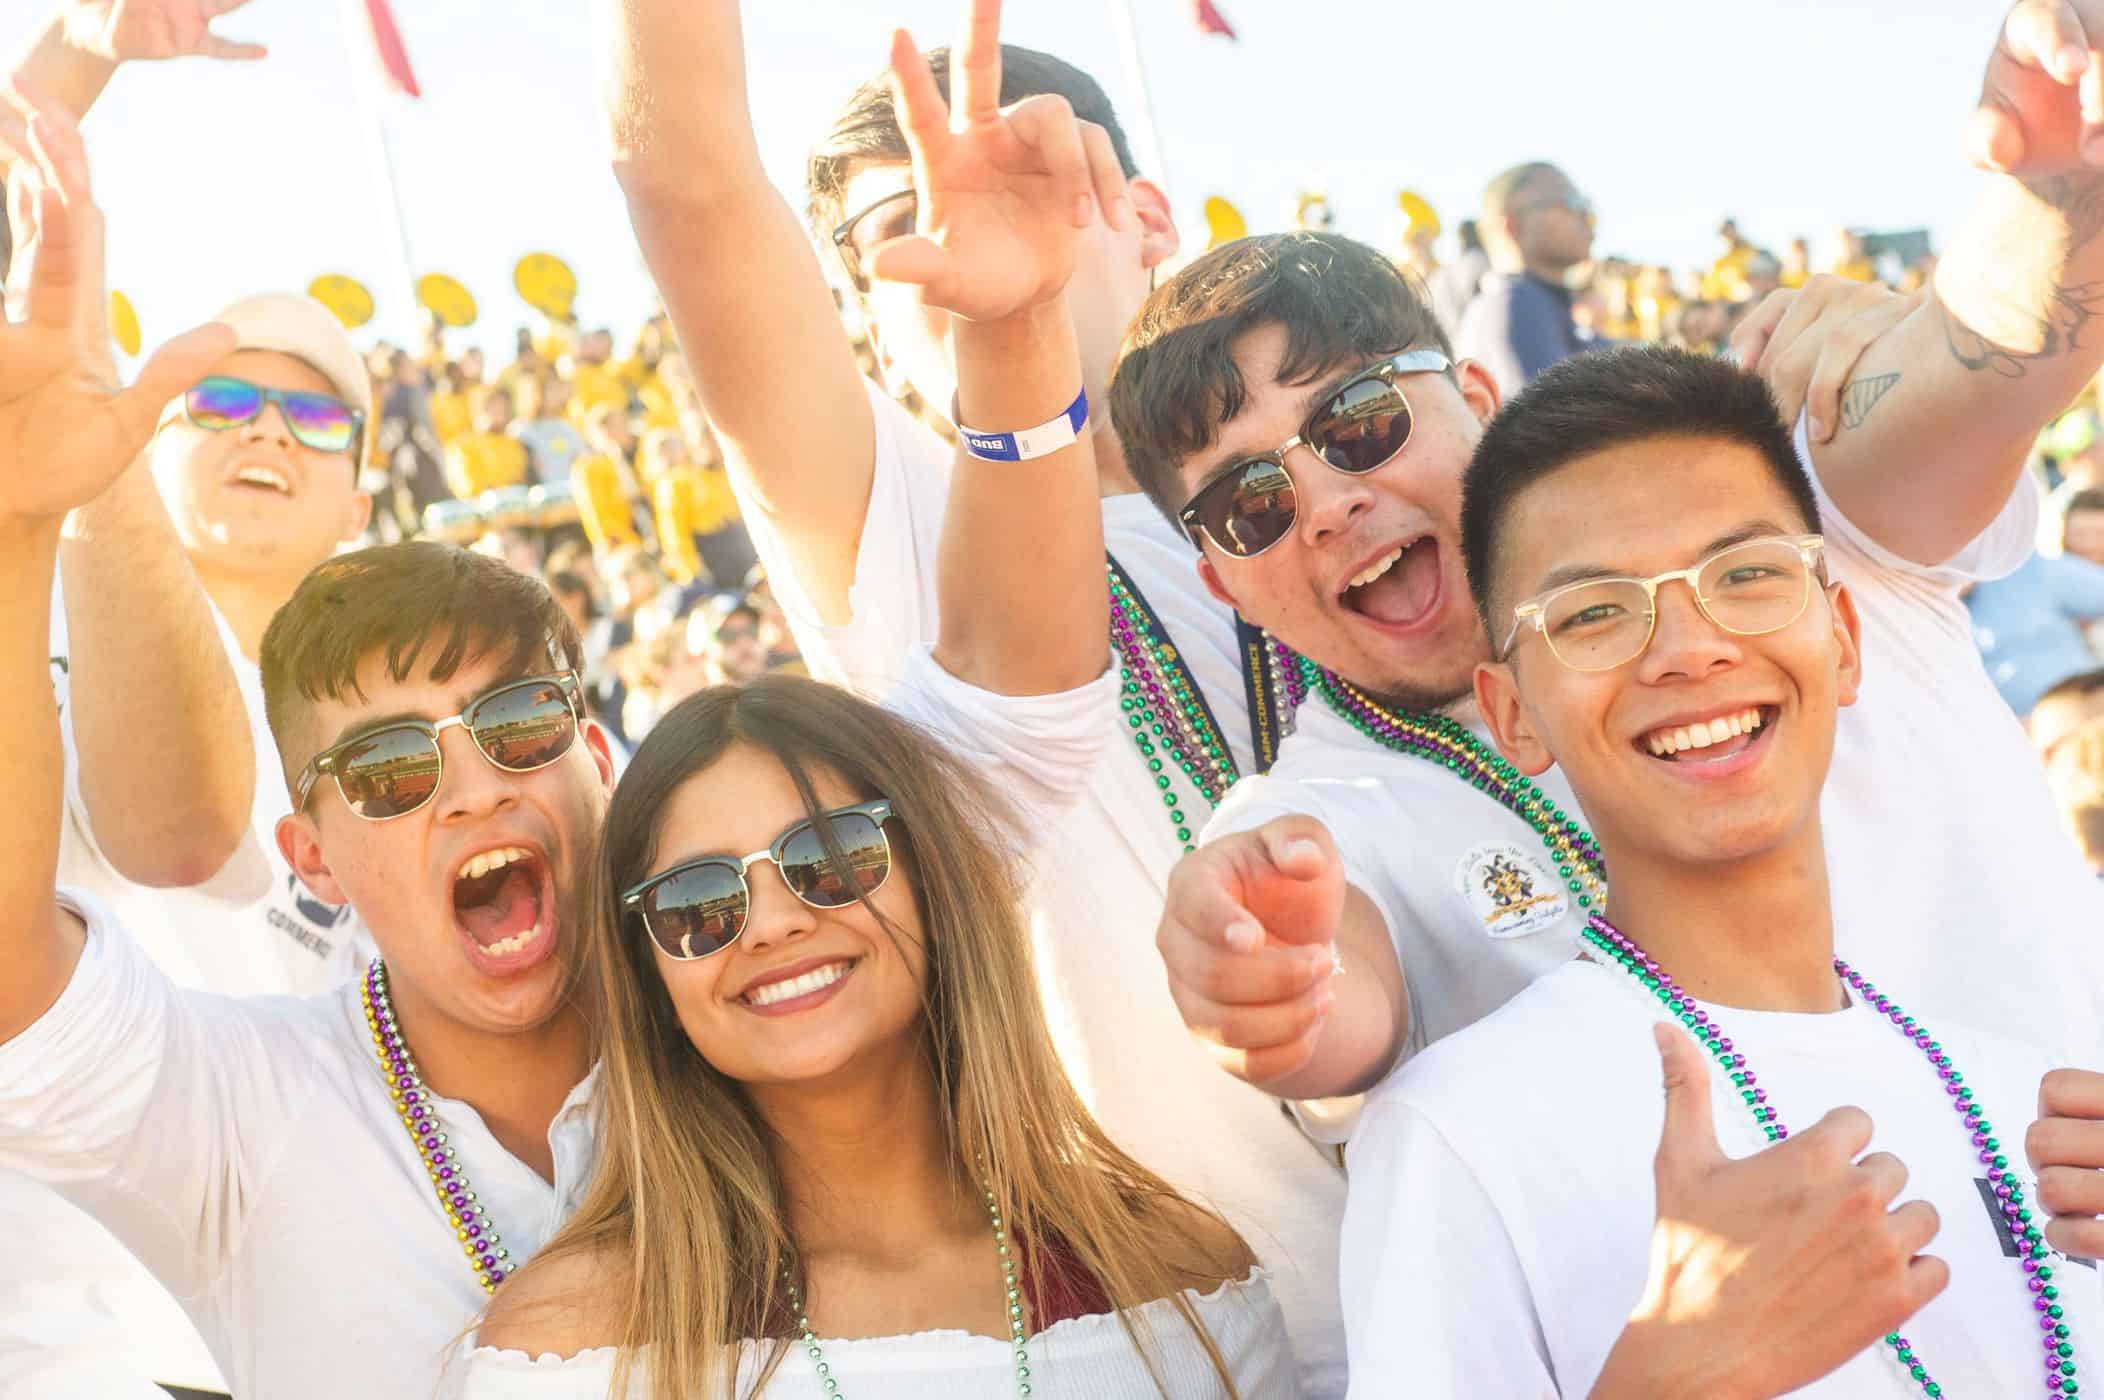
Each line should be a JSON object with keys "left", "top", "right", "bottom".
{"left": 567, "top": 362, "right": 630, "bottom": 427}
{"left": 428, "top": 391, "right": 474, "bottom": 446}
{"left": 445, "top": 431, "right": 531, "bottom": 500}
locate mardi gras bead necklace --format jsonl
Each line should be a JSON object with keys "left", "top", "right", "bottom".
{"left": 1300, "top": 654, "right": 1607, "bottom": 904}
{"left": 360, "top": 959, "right": 512, "bottom": 1292}
{"left": 1582, "top": 912, "right": 2079, "bottom": 1398}
{"left": 783, "top": 1183, "right": 1031, "bottom": 1398}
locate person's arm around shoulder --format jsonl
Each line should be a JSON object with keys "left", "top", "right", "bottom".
{"left": 1156, "top": 815, "right": 1409, "bottom": 1102}
{"left": 0, "top": 88, "right": 233, "bottom": 1040}
{"left": 1737, "top": 1, "right": 2104, "bottom": 566}
{"left": 596, "top": 0, "right": 877, "bottom": 625}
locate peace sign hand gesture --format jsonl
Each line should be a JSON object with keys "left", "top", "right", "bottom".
{"left": 0, "top": 83, "right": 232, "bottom": 522}
{"left": 867, "top": 0, "right": 1132, "bottom": 324}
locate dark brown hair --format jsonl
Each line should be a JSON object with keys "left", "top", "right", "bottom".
{"left": 805, "top": 44, "right": 1138, "bottom": 239}
{"left": 259, "top": 541, "right": 581, "bottom": 785}
{"left": 1459, "top": 345, "right": 1820, "bottom": 630}
{"left": 1108, "top": 231, "right": 1452, "bottom": 525}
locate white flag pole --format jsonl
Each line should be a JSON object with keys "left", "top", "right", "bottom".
{"left": 337, "top": 0, "right": 419, "bottom": 334}
{"left": 1104, "top": 0, "right": 1172, "bottom": 201}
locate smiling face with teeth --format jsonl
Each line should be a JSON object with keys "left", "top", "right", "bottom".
{"left": 1473, "top": 435, "right": 1863, "bottom": 873}
{"left": 635, "top": 743, "right": 930, "bottom": 1090}
{"left": 1178, "top": 324, "right": 1507, "bottom": 712}
{"left": 151, "top": 349, "right": 371, "bottom": 586}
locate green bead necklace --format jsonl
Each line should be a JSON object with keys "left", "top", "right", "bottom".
{"left": 1108, "top": 559, "right": 1244, "bottom": 852}
{"left": 1301, "top": 655, "right": 1608, "bottom": 906}
{"left": 782, "top": 1184, "right": 1032, "bottom": 1398}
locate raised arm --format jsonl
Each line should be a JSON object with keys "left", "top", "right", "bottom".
{"left": 0, "top": 91, "right": 231, "bottom": 1038}
{"left": 867, "top": 6, "right": 1121, "bottom": 695}
{"left": 1745, "top": 0, "right": 2104, "bottom": 565}
{"left": 3, "top": 0, "right": 264, "bottom": 153}
{"left": 596, "top": 0, "right": 877, "bottom": 625}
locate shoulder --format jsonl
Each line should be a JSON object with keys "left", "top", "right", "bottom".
{"left": 477, "top": 1246, "right": 628, "bottom": 1358}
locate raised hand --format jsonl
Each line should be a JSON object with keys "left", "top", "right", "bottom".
{"left": 1156, "top": 815, "right": 1345, "bottom": 1087}
{"left": 0, "top": 83, "right": 232, "bottom": 522}
{"left": 2028, "top": 1067, "right": 2104, "bottom": 1258}
{"left": 1728, "top": 276, "right": 1925, "bottom": 443}
{"left": 1593, "top": 1025, "right": 1948, "bottom": 1399}
{"left": 62, "top": 0, "right": 268, "bottom": 64}
{"left": 1968, "top": 1, "right": 2104, "bottom": 176}
{"left": 868, "top": 0, "right": 1132, "bottom": 323}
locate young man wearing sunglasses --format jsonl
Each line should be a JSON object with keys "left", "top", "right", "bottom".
{"left": 0, "top": 42, "right": 1121, "bottom": 1400}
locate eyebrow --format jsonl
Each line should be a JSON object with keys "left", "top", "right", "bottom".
{"left": 320, "top": 681, "right": 518, "bottom": 753}
{"left": 1529, "top": 519, "right": 1793, "bottom": 594}
{"left": 1185, "top": 358, "right": 1388, "bottom": 502}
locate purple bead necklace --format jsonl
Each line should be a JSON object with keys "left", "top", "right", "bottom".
{"left": 1582, "top": 912, "right": 2080, "bottom": 1398}
{"left": 360, "top": 958, "right": 512, "bottom": 1293}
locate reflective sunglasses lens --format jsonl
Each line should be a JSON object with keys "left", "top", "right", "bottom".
{"left": 1540, "top": 581, "right": 1655, "bottom": 671}
{"left": 334, "top": 726, "right": 443, "bottom": 819}
{"left": 185, "top": 376, "right": 262, "bottom": 431}
{"left": 778, "top": 812, "right": 891, "bottom": 909}
{"left": 1698, "top": 540, "right": 1812, "bottom": 633}
{"left": 469, "top": 681, "right": 578, "bottom": 771}
{"left": 280, "top": 392, "right": 358, "bottom": 453}
{"left": 1201, "top": 458, "right": 1297, "bottom": 557}
{"left": 641, "top": 863, "right": 747, "bottom": 959}
{"left": 1310, "top": 376, "right": 1413, "bottom": 473}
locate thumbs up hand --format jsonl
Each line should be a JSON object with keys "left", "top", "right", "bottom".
{"left": 1589, "top": 1025, "right": 1949, "bottom": 1400}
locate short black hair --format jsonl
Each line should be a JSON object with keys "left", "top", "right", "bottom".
{"left": 1109, "top": 231, "right": 1452, "bottom": 526}
{"left": 1459, "top": 345, "right": 1821, "bottom": 631}
{"left": 806, "top": 45, "right": 1138, "bottom": 238}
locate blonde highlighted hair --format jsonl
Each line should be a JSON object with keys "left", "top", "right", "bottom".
{"left": 498, "top": 676, "right": 1255, "bottom": 1399}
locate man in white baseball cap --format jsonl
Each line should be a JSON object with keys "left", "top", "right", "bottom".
{"left": 18, "top": 294, "right": 380, "bottom": 1398}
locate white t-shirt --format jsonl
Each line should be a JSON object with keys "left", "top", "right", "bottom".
{"left": 5, "top": 586, "right": 381, "bottom": 1397}
{"left": 1209, "top": 431, "right": 2104, "bottom": 1083}
{"left": 453, "top": 1272, "right": 1295, "bottom": 1399}
{"left": 1341, "top": 958, "right": 2103, "bottom": 1397}
{"left": 2, "top": 647, "right": 1114, "bottom": 1400}
{"left": 736, "top": 382, "right": 1350, "bottom": 1398}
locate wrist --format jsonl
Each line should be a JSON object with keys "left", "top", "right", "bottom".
{"left": 1592, "top": 1315, "right": 1747, "bottom": 1400}
{"left": 951, "top": 298, "right": 1081, "bottom": 433}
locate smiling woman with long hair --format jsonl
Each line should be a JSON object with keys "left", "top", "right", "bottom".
{"left": 453, "top": 677, "right": 1293, "bottom": 1399}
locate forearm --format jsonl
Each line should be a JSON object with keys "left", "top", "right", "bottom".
{"left": 932, "top": 300, "right": 1107, "bottom": 695}
{"left": 1253, "top": 887, "right": 1408, "bottom": 1100}
{"left": 1819, "top": 169, "right": 2104, "bottom": 562}
{"left": 59, "top": 464, "right": 253, "bottom": 886}
{"left": 0, "top": 515, "right": 87, "bottom": 1042}
{"left": 9, "top": 11, "right": 116, "bottom": 128}
{"left": 600, "top": 0, "right": 877, "bottom": 623}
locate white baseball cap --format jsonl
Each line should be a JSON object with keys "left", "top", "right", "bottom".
{"left": 207, "top": 291, "right": 372, "bottom": 421}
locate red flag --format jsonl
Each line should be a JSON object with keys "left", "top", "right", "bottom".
{"left": 361, "top": 0, "right": 421, "bottom": 98}
{"left": 1191, "top": 0, "right": 1237, "bottom": 39}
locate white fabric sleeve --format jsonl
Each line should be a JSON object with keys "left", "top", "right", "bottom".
{"left": 741, "top": 380, "right": 954, "bottom": 701}
{"left": 1341, "top": 1097, "right": 1558, "bottom": 1398}
{"left": 0, "top": 891, "right": 308, "bottom": 1301}
{"left": 881, "top": 647, "right": 1116, "bottom": 863}
{"left": 1797, "top": 413, "right": 2041, "bottom": 585}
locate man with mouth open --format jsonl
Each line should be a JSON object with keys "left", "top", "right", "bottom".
{"left": 1138, "top": 0, "right": 2104, "bottom": 1130}
{"left": 0, "top": 44, "right": 1121, "bottom": 1400}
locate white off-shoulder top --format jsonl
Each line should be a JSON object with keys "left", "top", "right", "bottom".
{"left": 452, "top": 1271, "right": 1296, "bottom": 1398}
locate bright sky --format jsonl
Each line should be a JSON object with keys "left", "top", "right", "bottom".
{"left": 78, "top": 0, "right": 2006, "bottom": 360}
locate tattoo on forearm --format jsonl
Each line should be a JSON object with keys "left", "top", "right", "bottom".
{"left": 1839, "top": 373, "right": 1901, "bottom": 430}
{"left": 1944, "top": 281, "right": 2104, "bottom": 379}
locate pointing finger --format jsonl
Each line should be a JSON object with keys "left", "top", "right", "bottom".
{"left": 953, "top": 0, "right": 1005, "bottom": 129}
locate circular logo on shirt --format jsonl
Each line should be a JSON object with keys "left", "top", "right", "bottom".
{"left": 1452, "top": 841, "right": 1570, "bottom": 940}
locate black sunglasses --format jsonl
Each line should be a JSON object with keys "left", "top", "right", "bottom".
{"left": 1177, "top": 349, "right": 1451, "bottom": 559}
{"left": 294, "top": 673, "right": 583, "bottom": 821}
{"left": 831, "top": 188, "right": 918, "bottom": 289}
{"left": 622, "top": 799, "right": 898, "bottom": 961}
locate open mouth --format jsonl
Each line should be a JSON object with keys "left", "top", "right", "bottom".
{"left": 738, "top": 957, "right": 859, "bottom": 1012}
{"left": 1638, "top": 705, "right": 1778, "bottom": 763}
{"left": 450, "top": 844, "right": 552, "bottom": 964}
{"left": 1339, "top": 536, "right": 1443, "bottom": 630}
{"left": 230, "top": 465, "right": 294, "bottom": 495}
